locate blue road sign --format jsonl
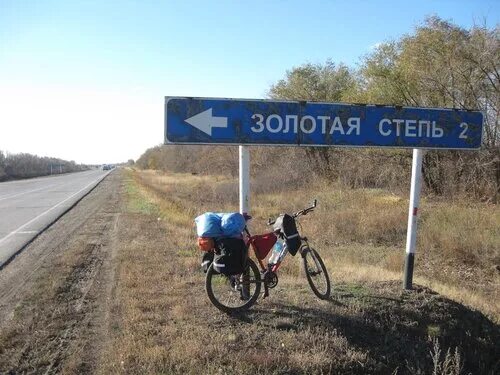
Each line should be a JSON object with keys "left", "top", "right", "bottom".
{"left": 165, "top": 97, "right": 483, "bottom": 149}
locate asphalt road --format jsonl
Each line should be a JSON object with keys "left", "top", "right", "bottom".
{"left": 0, "top": 169, "right": 111, "bottom": 267}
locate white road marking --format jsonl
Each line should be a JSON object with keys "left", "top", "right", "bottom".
{"left": 0, "top": 170, "right": 104, "bottom": 201}
{"left": 0, "top": 170, "right": 96, "bottom": 186}
{"left": 0, "top": 174, "right": 107, "bottom": 246}
{"left": 0, "top": 184, "right": 58, "bottom": 201}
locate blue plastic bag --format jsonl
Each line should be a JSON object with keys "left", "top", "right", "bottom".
{"left": 220, "top": 213, "right": 246, "bottom": 237}
{"left": 194, "top": 212, "right": 223, "bottom": 237}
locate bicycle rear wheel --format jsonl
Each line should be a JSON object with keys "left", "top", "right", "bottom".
{"left": 302, "top": 247, "right": 331, "bottom": 299}
{"left": 205, "top": 258, "right": 261, "bottom": 314}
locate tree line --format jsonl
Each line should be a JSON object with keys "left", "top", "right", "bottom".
{"left": 137, "top": 17, "right": 499, "bottom": 202}
{"left": 0, "top": 150, "right": 89, "bottom": 181}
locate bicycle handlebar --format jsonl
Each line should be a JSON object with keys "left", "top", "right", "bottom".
{"left": 292, "top": 199, "right": 317, "bottom": 218}
{"left": 267, "top": 199, "right": 317, "bottom": 226}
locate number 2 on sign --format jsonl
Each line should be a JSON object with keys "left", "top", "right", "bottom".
{"left": 459, "top": 122, "right": 468, "bottom": 139}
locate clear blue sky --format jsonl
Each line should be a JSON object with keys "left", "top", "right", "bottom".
{"left": 0, "top": 0, "right": 498, "bottom": 163}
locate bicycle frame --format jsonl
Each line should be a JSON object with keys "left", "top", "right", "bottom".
{"left": 243, "top": 199, "right": 316, "bottom": 271}
{"left": 242, "top": 226, "right": 270, "bottom": 272}
{"left": 242, "top": 223, "right": 313, "bottom": 297}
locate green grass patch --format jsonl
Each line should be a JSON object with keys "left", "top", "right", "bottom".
{"left": 125, "top": 174, "right": 158, "bottom": 215}
{"left": 427, "top": 324, "right": 442, "bottom": 337}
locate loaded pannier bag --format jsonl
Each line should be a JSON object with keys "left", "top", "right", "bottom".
{"left": 213, "top": 237, "right": 247, "bottom": 275}
{"left": 201, "top": 251, "right": 214, "bottom": 273}
{"left": 273, "top": 214, "right": 301, "bottom": 256}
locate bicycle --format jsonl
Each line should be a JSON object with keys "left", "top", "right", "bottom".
{"left": 205, "top": 200, "right": 331, "bottom": 313}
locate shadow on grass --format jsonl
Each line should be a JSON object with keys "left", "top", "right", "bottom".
{"left": 231, "top": 281, "right": 499, "bottom": 374}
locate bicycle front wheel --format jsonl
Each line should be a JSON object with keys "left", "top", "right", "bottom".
{"left": 205, "top": 258, "right": 261, "bottom": 314}
{"left": 302, "top": 247, "right": 331, "bottom": 299}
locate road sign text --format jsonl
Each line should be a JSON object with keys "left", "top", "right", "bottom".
{"left": 165, "top": 97, "right": 483, "bottom": 149}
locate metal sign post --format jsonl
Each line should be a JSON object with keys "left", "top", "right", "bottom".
{"left": 239, "top": 145, "right": 250, "bottom": 215}
{"left": 404, "top": 149, "right": 424, "bottom": 289}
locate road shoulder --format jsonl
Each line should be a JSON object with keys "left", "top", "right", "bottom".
{"left": 0, "top": 171, "right": 123, "bottom": 373}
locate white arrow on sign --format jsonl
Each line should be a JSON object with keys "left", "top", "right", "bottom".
{"left": 184, "top": 108, "right": 228, "bottom": 136}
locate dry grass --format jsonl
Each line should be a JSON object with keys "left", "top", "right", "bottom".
{"left": 97, "top": 169, "right": 499, "bottom": 374}
{"left": 102, "top": 171, "right": 378, "bottom": 374}
{"left": 133, "top": 168, "right": 499, "bottom": 320}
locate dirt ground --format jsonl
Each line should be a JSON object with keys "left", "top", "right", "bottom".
{"left": 0, "top": 171, "right": 122, "bottom": 373}
{"left": 0, "top": 170, "right": 498, "bottom": 374}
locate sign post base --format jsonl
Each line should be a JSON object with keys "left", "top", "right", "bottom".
{"left": 403, "top": 253, "right": 415, "bottom": 290}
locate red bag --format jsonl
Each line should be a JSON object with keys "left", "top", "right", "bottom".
{"left": 198, "top": 237, "right": 215, "bottom": 252}
{"left": 250, "top": 233, "right": 277, "bottom": 260}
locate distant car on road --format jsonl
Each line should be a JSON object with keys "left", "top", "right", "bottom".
{"left": 102, "top": 164, "right": 111, "bottom": 170}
